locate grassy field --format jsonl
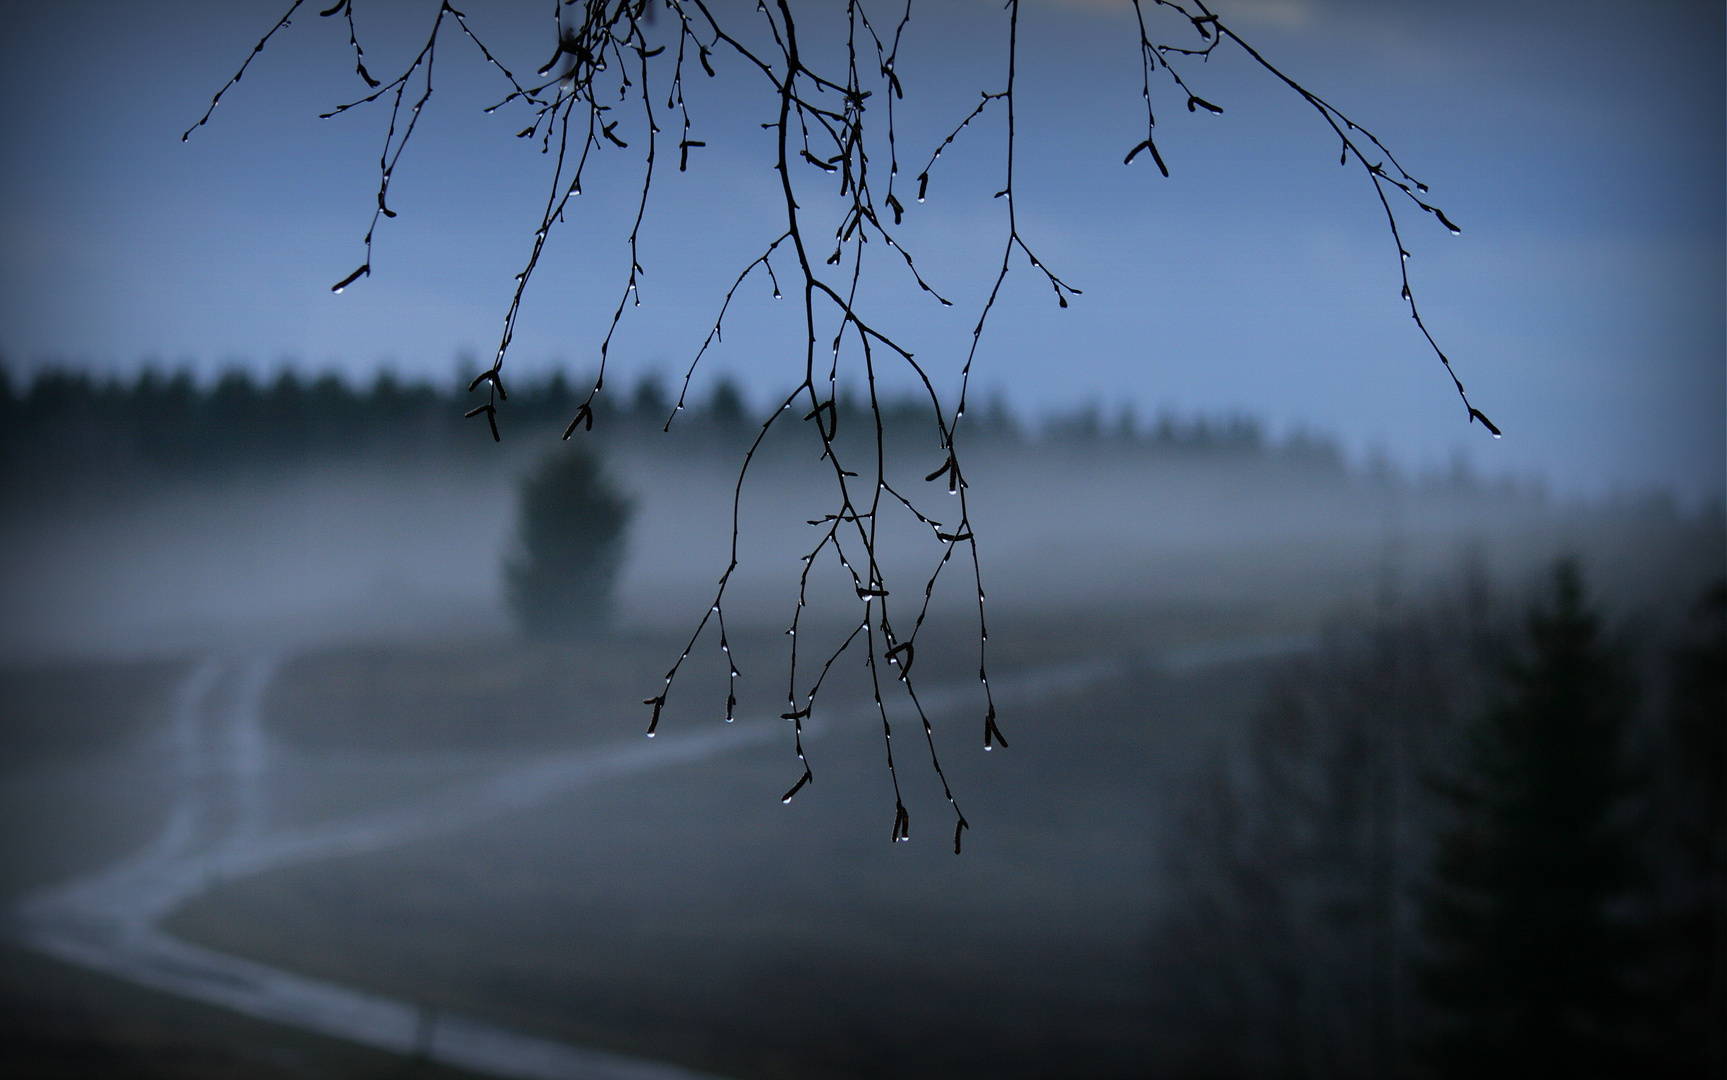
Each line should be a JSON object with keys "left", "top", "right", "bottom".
{"left": 1, "top": 607, "right": 1288, "bottom": 1080}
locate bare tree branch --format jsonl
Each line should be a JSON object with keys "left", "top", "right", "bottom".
{"left": 186, "top": 0, "right": 1493, "bottom": 848}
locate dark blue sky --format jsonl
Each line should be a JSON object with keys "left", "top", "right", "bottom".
{"left": 2, "top": 0, "right": 1721, "bottom": 501}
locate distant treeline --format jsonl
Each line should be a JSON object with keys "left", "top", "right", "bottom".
{"left": 0, "top": 364, "right": 1341, "bottom": 475}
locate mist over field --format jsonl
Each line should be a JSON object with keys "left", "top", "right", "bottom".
{"left": 1, "top": 374, "right": 1712, "bottom": 661}
{"left": 0, "top": 370, "right": 1720, "bottom": 1078}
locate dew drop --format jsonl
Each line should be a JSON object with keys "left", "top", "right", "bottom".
{"left": 646, "top": 731, "right": 656, "bottom": 738}
{"left": 1492, "top": 432, "right": 1502, "bottom": 440}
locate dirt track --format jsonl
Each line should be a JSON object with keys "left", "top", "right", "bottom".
{"left": 1, "top": 621, "right": 1322, "bottom": 1079}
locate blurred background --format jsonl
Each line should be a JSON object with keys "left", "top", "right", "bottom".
{"left": 0, "top": 0, "right": 1721, "bottom": 1078}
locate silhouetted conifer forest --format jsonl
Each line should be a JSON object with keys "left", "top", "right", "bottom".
{"left": 0, "top": 363, "right": 1333, "bottom": 482}
{"left": 1148, "top": 564, "right": 1725, "bottom": 1079}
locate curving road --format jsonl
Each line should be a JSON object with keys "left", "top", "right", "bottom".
{"left": 10, "top": 654, "right": 762, "bottom": 1080}
{"left": 6, "top": 638, "right": 1296, "bottom": 1078}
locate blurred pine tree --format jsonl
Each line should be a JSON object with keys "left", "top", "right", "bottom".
{"left": 505, "top": 447, "right": 633, "bottom": 638}
{"left": 1653, "top": 580, "right": 1727, "bottom": 1077}
{"left": 1419, "top": 560, "right": 1648, "bottom": 1078}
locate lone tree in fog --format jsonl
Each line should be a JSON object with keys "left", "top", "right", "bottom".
{"left": 191, "top": 0, "right": 1497, "bottom": 846}
{"left": 506, "top": 446, "right": 633, "bottom": 637}
{"left": 1419, "top": 561, "right": 1649, "bottom": 1077}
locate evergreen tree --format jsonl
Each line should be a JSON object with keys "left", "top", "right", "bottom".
{"left": 1652, "top": 580, "right": 1727, "bottom": 1076}
{"left": 1419, "top": 560, "right": 1647, "bottom": 1078}
{"left": 505, "top": 447, "right": 633, "bottom": 638}
{"left": 706, "top": 377, "right": 746, "bottom": 430}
